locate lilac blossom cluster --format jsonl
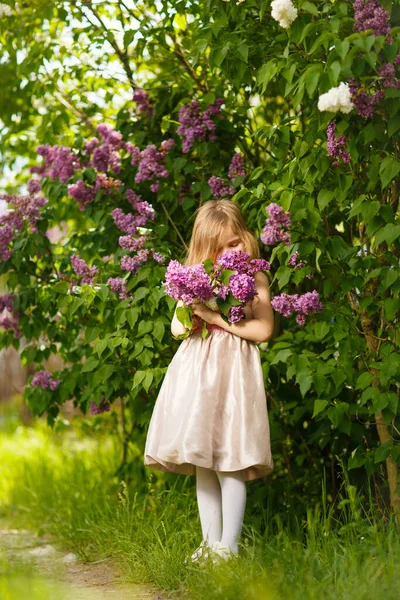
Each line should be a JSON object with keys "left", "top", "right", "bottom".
{"left": 177, "top": 98, "right": 224, "bottom": 153}
{"left": 30, "top": 145, "right": 81, "bottom": 182}
{"left": 31, "top": 369, "right": 61, "bottom": 391}
{"left": 133, "top": 88, "right": 154, "bottom": 117}
{"left": 260, "top": 203, "right": 291, "bottom": 246}
{"left": 90, "top": 395, "right": 111, "bottom": 415}
{"left": 208, "top": 176, "right": 235, "bottom": 198}
{"left": 125, "top": 139, "right": 174, "bottom": 191}
{"left": 70, "top": 254, "right": 99, "bottom": 286}
{"left": 326, "top": 121, "right": 351, "bottom": 167}
{"left": 163, "top": 250, "right": 271, "bottom": 325}
{"left": 271, "top": 290, "right": 323, "bottom": 326}
{"left": 353, "top": 0, "right": 391, "bottom": 39}
{"left": 111, "top": 189, "right": 165, "bottom": 274}
{"left": 379, "top": 63, "right": 400, "bottom": 89}
{"left": 0, "top": 293, "right": 21, "bottom": 338}
{"left": 68, "top": 174, "right": 123, "bottom": 211}
{"left": 228, "top": 153, "right": 246, "bottom": 181}
{"left": 107, "top": 277, "right": 128, "bottom": 300}
{"left": 288, "top": 251, "right": 305, "bottom": 269}
{"left": 0, "top": 191, "right": 48, "bottom": 260}
{"left": 348, "top": 78, "right": 385, "bottom": 118}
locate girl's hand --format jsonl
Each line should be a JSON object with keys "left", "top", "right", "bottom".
{"left": 192, "top": 300, "right": 219, "bottom": 325}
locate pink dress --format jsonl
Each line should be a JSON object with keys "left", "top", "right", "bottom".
{"left": 144, "top": 320, "right": 274, "bottom": 482}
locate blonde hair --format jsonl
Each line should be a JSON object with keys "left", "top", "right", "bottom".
{"left": 183, "top": 199, "right": 260, "bottom": 266}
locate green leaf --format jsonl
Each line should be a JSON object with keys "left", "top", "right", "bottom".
{"left": 270, "top": 349, "right": 292, "bottom": 365}
{"left": 94, "top": 338, "right": 108, "bottom": 357}
{"left": 81, "top": 356, "right": 99, "bottom": 373}
{"left": 317, "top": 189, "right": 335, "bottom": 211}
{"left": 301, "top": 1, "right": 319, "bottom": 16}
{"left": 133, "top": 287, "right": 150, "bottom": 302}
{"left": 355, "top": 371, "right": 374, "bottom": 390}
{"left": 132, "top": 370, "right": 146, "bottom": 390}
{"left": 312, "top": 399, "right": 329, "bottom": 417}
{"left": 127, "top": 308, "right": 139, "bottom": 330}
{"left": 374, "top": 442, "right": 392, "bottom": 463}
{"left": 143, "top": 370, "right": 154, "bottom": 393}
{"left": 374, "top": 224, "right": 400, "bottom": 248}
{"left": 257, "top": 60, "right": 279, "bottom": 94}
{"left": 152, "top": 321, "right": 165, "bottom": 343}
{"left": 348, "top": 446, "right": 365, "bottom": 470}
{"left": 380, "top": 156, "right": 400, "bottom": 189}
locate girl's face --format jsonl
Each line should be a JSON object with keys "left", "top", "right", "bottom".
{"left": 216, "top": 225, "right": 246, "bottom": 258}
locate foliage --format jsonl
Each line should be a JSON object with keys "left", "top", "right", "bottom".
{"left": 0, "top": 0, "right": 399, "bottom": 510}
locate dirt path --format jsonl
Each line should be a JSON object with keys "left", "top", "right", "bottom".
{"left": 0, "top": 520, "right": 171, "bottom": 600}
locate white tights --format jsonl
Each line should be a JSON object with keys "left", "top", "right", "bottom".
{"left": 195, "top": 466, "right": 247, "bottom": 553}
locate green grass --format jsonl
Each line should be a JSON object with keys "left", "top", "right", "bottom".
{"left": 0, "top": 401, "right": 399, "bottom": 600}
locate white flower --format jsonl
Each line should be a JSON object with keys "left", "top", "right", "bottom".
{"left": 0, "top": 3, "right": 13, "bottom": 17}
{"left": 0, "top": 199, "right": 9, "bottom": 216}
{"left": 270, "top": 0, "right": 298, "bottom": 29}
{"left": 317, "top": 82, "right": 354, "bottom": 114}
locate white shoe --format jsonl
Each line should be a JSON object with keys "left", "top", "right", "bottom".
{"left": 184, "top": 540, "right": 211, "bottom": 565}
{"left": 210, "top": 541, "right": 239, "bottom": 563}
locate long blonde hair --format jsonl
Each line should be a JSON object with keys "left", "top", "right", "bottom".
{"left": 183, "top": 199, "right": 260, "bottom": 266}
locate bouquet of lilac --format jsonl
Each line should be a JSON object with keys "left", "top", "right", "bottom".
{"left": 162, "top": 250, "right": 270, "bottom": 339}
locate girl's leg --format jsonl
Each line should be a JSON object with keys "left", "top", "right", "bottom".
{"left": 215, "top": 470, "right": 247, "bottom": 553}
{"left": 195, "top": 466, "right": 222, "bottom": 545}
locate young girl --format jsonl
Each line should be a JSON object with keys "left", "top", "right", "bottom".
{"left": 144, "top": 198, "right": 274, "bottom": 564}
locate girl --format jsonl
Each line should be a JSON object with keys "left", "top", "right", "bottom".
{"left": 144, "top": 198, "right": 274, "bottom": 564}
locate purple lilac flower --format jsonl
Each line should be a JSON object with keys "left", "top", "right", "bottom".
{"left": 0, "top": 191, "right": 48, "bottom": 259}
{"left": 217, "top": 284, "right": 230, "bottom": 300}
{"left": 326, "top": 121, "right": 351, "bottom": 167}
{"left": 107, "top": 277, "right": 128, "bottom": 300}
{"left": 271, "top": 290, "right": 323, "bottom": 326}
{"left": 84, "top": 137, "right": 99, "bottom": 155}
{"left": 260, "top": 203, "right": 292, "bottom": 246}
{"left": 133, "top": 88, "right": 154, "bottom": 117}
{"left": 288, "top": 251, "right": 305, "bottom": 269}
{"left": 134, "top": 144, "right": 169, "bottom": 184}
{"left": 70, "top": 254, "right": 99, "bottom": 285}
{"left": 162, "top": 260, "right": 214, "bottom": 305}
{"left": 229, "top": 273, "right": 258, "bottom": 303}
{"left": 216, "top": 250, "right": 251, "bottom": 273}
{"left": 353, "top": 0, "right": 391, "bottom": 38}
{"left": 177, "top": 98, "right": 224, "bottom": 153}
{"left": 27, "top": 179, "right": 41, "bottom": 194}
{"left": 119, "top": 234, "right": 149, "bottom": 252}
{"left": 208, "top": 176, "right": 235, "bottom": 198}
{"left": 111, "top": 208, "right": 141, "bottom": 235}
{"left": 228, "top": 153, "right": 246, "bottom": 181}
{"left": 30, "top": 145, "right": 81, "bottom": 182}
{"left": 120, "top": 249, "right": 151, "bottom": 274}
{"left": 0, "top": 293, "right": 21, "bottom": 338}
{"left": 379, "top": 63, "right": 400, "bottom": 88}
{"left": 152, "top": 251, "right": 166, "bottom": 264}
{"left": 126, "top": 189, "right": 142, "bottom": 208}
{"left": 31, "top": 369, "right": 61, "bottom": 390}
{"left": 90, "top": 395, "right": 111, "bottom": 415}
{"left": 348, "top": 78, "right": 385, "bottom": 118}
{"left": 228, "top": 305, "right": 245, "bottom": 323}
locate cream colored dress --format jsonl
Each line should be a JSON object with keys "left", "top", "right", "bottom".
{"left": 144, "top": 303, "right": 274, "bottom": 482}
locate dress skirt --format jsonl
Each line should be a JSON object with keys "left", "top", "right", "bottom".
{"left": 144, "top": 323, "right": 274, "bottom": 482}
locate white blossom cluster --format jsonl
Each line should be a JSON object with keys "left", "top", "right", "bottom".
{"left": 317, "top": 82, "right": 354, "bottom": 114}
{"left": 270, "top": 0, "right": 298, "bottom": 29}
{"left": 0, "top": 3, "right": 13, "bottom": 17}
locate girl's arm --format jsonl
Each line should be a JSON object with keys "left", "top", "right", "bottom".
{"left": 193, "top": 271, "right": 274, "bottom": 343}
{"left": 171, "top": 300, "right": 188, "bottom": 337}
